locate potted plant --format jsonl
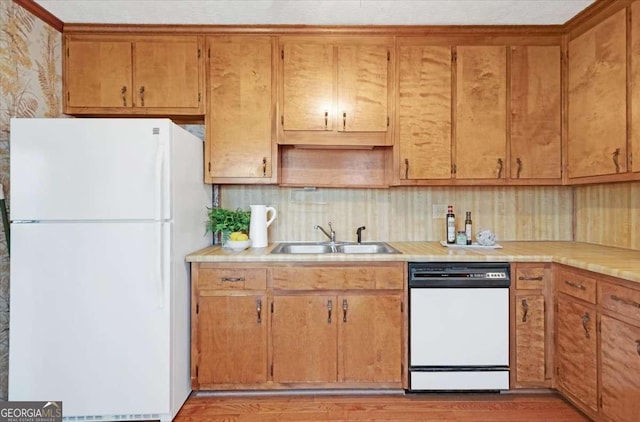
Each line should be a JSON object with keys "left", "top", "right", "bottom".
{"left": 206, "top": 207, "right": 251, "bottom": 246}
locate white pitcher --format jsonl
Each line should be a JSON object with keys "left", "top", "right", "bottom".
{"left": 249, "top": 205, "right": 277, "bottom": 248}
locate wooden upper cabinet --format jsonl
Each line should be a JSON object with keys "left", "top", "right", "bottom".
{"left": 65, "top": 40, "right": 132, "bottom": 108}
{"left": 510, "top": 45, "right": 561, "bottom": 181}
{"left": 396, "top": 43, "right": 452, "bottom": 181}
{"left": 568, "top": 9, "right": 627, "bottom": 179}
{"left": 279, "top": 37, "right": 393, "bottom": 146}
{"left": 206, "top": 36, "right": 276, "bottom": 184}
{"left": 631, "top": 1, "right": 640, "bottom": 174}
{"left": 64, "top": 35, "right": 204, "bottom": 115}
{"left": 455, "top": 46, "right": 507, "bottom": 180}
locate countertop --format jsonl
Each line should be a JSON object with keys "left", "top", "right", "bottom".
{"left": 186, "top": 241, "right": 640, "bottom": 284}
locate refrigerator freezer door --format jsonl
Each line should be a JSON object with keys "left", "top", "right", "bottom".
{"left": 9, "top": 222, "right": 171, "bottom": 418}
{"left": 10, "top": 118, "right": 170, "bottom": 221}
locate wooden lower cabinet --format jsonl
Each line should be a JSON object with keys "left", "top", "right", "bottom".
{"left": 196, "top": 294, "right": 268, "bottom": 387}
{"left": 555, "top": 294, "right": 598, "bottom": 413}
{"left": 600, "top": 315, "right": 640, "bottom": 422}
{"left": 514, "top": 293, "right": 546, "bottom": 385}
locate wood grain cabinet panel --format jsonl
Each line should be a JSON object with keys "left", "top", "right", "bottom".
{"left": 555, "top": 294, "right": 597, "bottom": 412}
{"left": 510, "top": 45, "right": 561, "bottom": 181}
{"left": 338, "top": 295, "right": 402, "bottom": 383}
{"left": 514, "top": 294, "right": 546, "bottom": 386}
{"left": 396, "top": 44, "right": 452, "bottom": 180}
{"left": 271, "top": 295, "right": 338, "bottom": 383}
{"left": 600, "top": 314, "right": 640, "bottom": 422}
{"left": 631, "top": 1, "right": 640, "bottom": 174}
{"left": 64, "top": 35, "right": 204, "bottom": 115}
{"left": 195, "top": 295, "right": 268, "bottom": 387}
{"left": 206, "top": 36, "right": 276, "bottom": 183}
{"left": 455, "top": 46, "right": 507, "bottom": 180}
{"left": 567, "top": 9, "right": 627, "bottom": 179}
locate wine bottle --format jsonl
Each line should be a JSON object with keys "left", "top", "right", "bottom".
{"left": 465, "top": 211, "right": 472, "bottom": 245}
{"left": 446, "top": 205, "right": 456, "bottom": 244}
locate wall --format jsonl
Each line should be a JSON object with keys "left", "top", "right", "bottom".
{"left": 221, "top": 185, "right": 574, "bottom": 243}
{"left": 0, "top": 0, "right": 62, "bottom": 399}
{"left": 574, "top": 181, "right": 640, "bottom": 250}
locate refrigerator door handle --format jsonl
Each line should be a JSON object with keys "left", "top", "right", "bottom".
{"left": 153, "top": 128, "right": 165, "bottom": 221}
{"left": 155, "top": 221, "right": 165, "bottom": 309}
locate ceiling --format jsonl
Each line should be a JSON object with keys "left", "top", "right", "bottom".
{"left": 34, "top": 0, "right": 595, "bottom": 26}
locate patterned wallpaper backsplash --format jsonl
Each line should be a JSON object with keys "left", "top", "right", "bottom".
{"left": 220, "top": 185, "right": 575, "bottom": 243}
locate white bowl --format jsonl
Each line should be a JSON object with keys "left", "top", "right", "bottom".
{"left": 226, "top": 239, "right": 251, "bottom": 251}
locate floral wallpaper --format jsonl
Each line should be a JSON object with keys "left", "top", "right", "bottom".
{"left": 0, "top": 0, "right": 62, "bottom": 399}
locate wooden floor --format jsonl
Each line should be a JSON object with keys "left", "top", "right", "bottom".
{"left": 175, "top": 392, "right": 590, "bottom": 422}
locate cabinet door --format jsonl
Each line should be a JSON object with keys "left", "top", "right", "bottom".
{"left": 510, "top": 46, "right": 561, "bottom": 180}
{"left": 282, "top": 43, "right": 334, "bottom": 131}
{"left": 197, "top": 295, "right": 267, "bottom": 385}
{"left": 338, "top": 295, "right": 402, "bottom": 383}
{"left": 455, "top": 46, "right": 507, "bottom": 180}
{"left": 555, "top": 295, "right": 597, "bottom": 411}
{"left": 207, "top": 36, "right": 274, "bottom": 181}
{"left": 568, "top": 9, "right": 627, "bottom": 179}
{"left": 65, "top": 39, "right": 132, "bottom": 108}
{"left": 514, "top": 294, "right": 545, "bottom": 386}
{"left": 631, "top": 1, "right": 640, "bottom": 174}
{"left": 337, "top": 45, "right": 388, "bottom": 132}
{"left": 600, "top": 315, "right": 640, "bottom": 422}
{"left": 271, "top": 295, "right": 337, "bottom": 383}
{"left": 134, "top": 37, "right": 201, "bottom": 109}
{"left": 397, "top": 44, "right": 452, "bottom": 180}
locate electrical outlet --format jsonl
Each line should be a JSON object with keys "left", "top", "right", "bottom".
{"left": 432, "top": 204, "right": 447, "bottom": 219}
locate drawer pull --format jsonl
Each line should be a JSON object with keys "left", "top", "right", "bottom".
{"left": 581, "top": 312, "right": 590, "bottom": 339}
{"left": 611, "top": 294, "right": 640, "bottom": 309}
{"left": 257, "top": 299, "right": 262, "bottom": 324}
{"left": 521, "top": 299, "right": 529, "bottom": 323}
{"left": 565, "top": 280, "right": 586, "bottom": 291}
{"left": 327, "top": 299, "right": 333, "bottom": 323}
{"left": 221, "top": 276, "right": 245, "bottom": 282}
{"left": 518, "top": 276, "right": 543, "bottom": 281}
{"left": 343, "top": 299, "right": 348, "bottom": 323}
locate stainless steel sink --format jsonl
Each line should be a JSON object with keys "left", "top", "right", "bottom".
{"left": 270, "top": 242, "right": 400, "bottom": 254}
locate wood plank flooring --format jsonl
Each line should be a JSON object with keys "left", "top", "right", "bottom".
{"left": 175, "top": 392, "right": 590, "bottom": 422}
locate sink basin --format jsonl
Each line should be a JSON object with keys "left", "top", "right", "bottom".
{"left": 270, "top": 242, "right": 400, "bottom": 254}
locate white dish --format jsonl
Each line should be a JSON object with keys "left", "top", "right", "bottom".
{"left": 439, "top": 240, "right": 503, "bottom": 249}
{"left": 226, "top": 239, "right": 252, "bottom": 251}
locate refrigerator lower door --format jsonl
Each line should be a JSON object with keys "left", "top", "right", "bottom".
{"left": 9, "top": 222, "right": 174, "bottom": 420}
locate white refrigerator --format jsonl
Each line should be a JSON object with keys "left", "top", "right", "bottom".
{"left": 8, "top": 118, "right": 212, "bottom": 421}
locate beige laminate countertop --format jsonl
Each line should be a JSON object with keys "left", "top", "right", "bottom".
{"left": 186, "top": 241, "right": 640, "bottom": 284}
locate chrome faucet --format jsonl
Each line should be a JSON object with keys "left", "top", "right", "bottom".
{"left": 314, "top": 222, "right": 336, "bottom": 243}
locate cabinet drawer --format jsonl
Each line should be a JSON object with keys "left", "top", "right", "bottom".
{"left": 556, "top": 269, "right": 596, "bottom": 303}
{"left": 199, "top": 268, "right": 267, "bottom": 290}
{"left": 515, "top": 264, "right": 546, "bottom": 290}
{"left": 272, "top": 265, "right": 403, "bottom": 290}
{"left": 599, "top": 281, "right": 640, "bottom": 321}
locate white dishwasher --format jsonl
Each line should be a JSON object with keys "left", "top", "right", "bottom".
{"left": 408, "top": 262, "right": 510, "bottom": 392}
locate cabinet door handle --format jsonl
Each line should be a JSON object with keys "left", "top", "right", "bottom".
{"left": 521, "top": 299, "right": 529, "bottom": 322}
{"left": 612, "top": 148, "right": 621, "bottom": 173}
{"left": 497, "top": 158, "right": 503, "bottom": 179}
{"left": 327, "top": 299, "right": 333, "bottom": 323}
{"left": 518, "top": 276, "right": 543, "bottom": 281}
{"left": 343, "top": 112, "right": 347, "bottom": 131}
{"left": 262, "top": 157, "right": 267, "bottom": 177}
{"left": 565, "top": 280, "right": 586, "bottom": 290}
{"left": 121, "top": 86, "right": 127, "bottom": 107}
{"left": 516, "top": 157, "right": 523, "bottom": 179}
{"left": 581, "top": 312, "right": 590, "bottom": 339}
{"left": 257, "top": 299, "right": 262, "bottom": 324}
{"left": 611, "top": 294, "right": 640, "bottom": 309}
{"left": 636, "top": 340, "right": 640, "bottom": 356}
{"left": 404, "top": 158, "right": 409, "bottom": 179}
{"left": 139, "top": 86, "right": 145, "bottom": 107}
{"left": 343, "top": 299, "right": 348, "bottom": 323}
{"left": 221, "top": 276, "right": 245, "bottom": 282}
{"left": 324, "top": 111, "right": 328, "bottom": 130}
